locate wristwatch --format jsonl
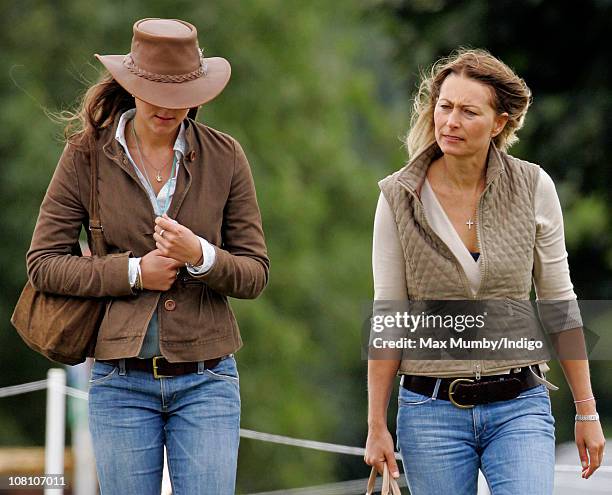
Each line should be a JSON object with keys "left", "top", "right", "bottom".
{"left": 575, "top": 413, "right": 599, "bottom": 422}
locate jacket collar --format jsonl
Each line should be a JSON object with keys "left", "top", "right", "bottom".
{"left": 396, "top": 141, "right": 505, "bottom": 194}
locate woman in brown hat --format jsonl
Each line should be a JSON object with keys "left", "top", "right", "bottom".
{"left": 27, "top": 18, "right": 269, "bottom": 494}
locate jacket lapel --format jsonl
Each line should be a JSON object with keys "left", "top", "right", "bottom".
{"left": 167, "top": 119, "right": 196, "bottom": 219}
{"left": 100, "top": 114, "right": 198, "bottom": 220}
{"left": 101, "top": 117, "right": 145, "bottom": 188}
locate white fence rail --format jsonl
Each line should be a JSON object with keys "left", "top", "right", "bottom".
{"left": 1, "top": 371, "right": 610, "bottom": 495}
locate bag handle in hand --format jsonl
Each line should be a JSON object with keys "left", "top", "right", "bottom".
{"left": 366, "top": 462, "right": 402, "bottom": 495}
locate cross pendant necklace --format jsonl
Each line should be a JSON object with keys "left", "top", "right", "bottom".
{"left": 465, "top": 192, "right": 481, "bottom": 230}
{"left": 441, "top": 159, "right": 484, "bottom": 232}
{"left": 466, "top": 201, "right": 479, "bottom": 230}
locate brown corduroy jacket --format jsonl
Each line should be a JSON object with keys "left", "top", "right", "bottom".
{"left": 26, "top": 117, "right": 269, "bottom": 362}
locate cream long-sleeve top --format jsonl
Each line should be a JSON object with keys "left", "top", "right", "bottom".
{"left": 373, "top": 168, "right": 578, "bottom": 382}
{"left": 373, "top": 168, "right": 577, "bottom": 301}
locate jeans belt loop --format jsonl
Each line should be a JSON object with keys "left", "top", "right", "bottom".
{"left": 432, "top": 378, "right": 442, "bottom": 400}
{"left": 118, "top": 359, "right": 126, "bottom": 376}
{"left": 197, "top": 361, "right": 205, "bottom": 374}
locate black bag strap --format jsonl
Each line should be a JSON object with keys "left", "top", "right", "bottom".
{"left": 88, "top": 135, "right": 107, "bottom": 256}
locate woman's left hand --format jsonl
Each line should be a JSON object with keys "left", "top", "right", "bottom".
{"left": 153, "top": 214, "right": 203, "bottom": 266}
{"left": 575, "top": 420, "right": 606, "bottom": 479}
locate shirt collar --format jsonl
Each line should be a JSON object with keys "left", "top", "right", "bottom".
{"left": 115, "top": 108, "right": 187, "bottom": 157}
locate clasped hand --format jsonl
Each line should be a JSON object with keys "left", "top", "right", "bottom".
{"left": 139, "top": 214, "right": 204, "bottom": 291}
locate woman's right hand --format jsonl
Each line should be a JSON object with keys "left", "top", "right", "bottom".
{"left": 364, "top": 424, "right": 400, "bottom": 479}
{"left": 140, "top": 249, "right": 184, "bottom": 291}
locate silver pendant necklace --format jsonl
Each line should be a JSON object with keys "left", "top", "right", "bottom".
{"left": 131, "top": 121, "right": 171, "bottom": 182}
{"left": 466, "top": 178, "right": 485, "bottom": 230}
{"left": 465, "top": 191, "right": 481, "bottom": 230}
{"left": 441, "top": 161, "right": 484, "bottom": 231}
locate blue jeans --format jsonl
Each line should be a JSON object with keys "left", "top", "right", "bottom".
{"left": 396, "top": 382, "right": 555, "bottom": 495}
{"left": 88, "top": 355, "right": 241, "bottom": 495}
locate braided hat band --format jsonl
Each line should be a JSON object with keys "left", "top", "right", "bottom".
{"left": 122, "top": 49, "right": 209, "bottom": 83}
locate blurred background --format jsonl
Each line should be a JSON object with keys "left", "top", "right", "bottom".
{"left": 0, "top": 0, "right": 610, "bottom": 493}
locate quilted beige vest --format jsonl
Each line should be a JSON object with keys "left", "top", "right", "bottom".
{"left": 379, "top": 141, "right": 548, "bottom": 378}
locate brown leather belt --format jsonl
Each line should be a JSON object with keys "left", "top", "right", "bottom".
{"left": 401, "top": 366, "right": 542, "bottom": 408}
{"left": 99, "top": 356, "right": 223, "bottom": 379}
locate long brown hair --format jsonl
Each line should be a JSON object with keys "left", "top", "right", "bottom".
{"left": 60, "top": 71, "right": 134, "bottom": 146}
{"left": 60, "top": 71, "right": 200, "bottom": 146}
{"left": 406, "top": 48, "right": 532, "bottom": 158}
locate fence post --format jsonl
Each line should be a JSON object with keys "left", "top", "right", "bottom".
{"left": 45, "top": 368, "right": 66, "bottom": 495}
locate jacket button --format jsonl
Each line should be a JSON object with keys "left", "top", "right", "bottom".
{"left": 164, "top": 299, "right": 176, "bottom": 311}
{"left": 187, "top": 150, "right": 196, "bottom": 161}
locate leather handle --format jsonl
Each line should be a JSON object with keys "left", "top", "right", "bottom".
{"left": 366, "top": 463, "right": 401, "bottom": 495}
{"left": 88, "top": 136, "right": 107, "bottom": 256}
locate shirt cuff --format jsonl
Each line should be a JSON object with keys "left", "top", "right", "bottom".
{"left": 128, "top": 257, "right": 141, "bottom": 288}
{"left": 186, "top": 237, "right": 216, "bottom": 275}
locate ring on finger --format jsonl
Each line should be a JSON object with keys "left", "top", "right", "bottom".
{"left": 159, "top": 229, "right": 165, "bottom": 238}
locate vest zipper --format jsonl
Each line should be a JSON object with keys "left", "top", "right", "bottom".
{"left": 474, "top": 362, "right": 481, "bottom": 380}
{"left": 472, "top": 185, "right": 492, "bottom": 380}
{"left": 398, "top": 178, "right": 496, "bottom": 380}
{"left": 398, "top": 182, "right": 475, "bottom": 299}
{"left": 472, "top": 191, "right": 488, "bottom": 299}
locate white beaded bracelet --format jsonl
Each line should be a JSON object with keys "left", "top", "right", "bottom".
{"left": 575, "top": 413, "right": 599, "bottom": 422}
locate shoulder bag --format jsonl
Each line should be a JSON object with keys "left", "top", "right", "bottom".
{"left": 10, "top": 137, "right": 107, "bottom": 365}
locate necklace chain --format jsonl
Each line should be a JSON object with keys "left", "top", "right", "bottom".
{"left": 129, "top": 119, "right": 176, "bottom": 215}
{"left": 131, "top": 120, "right": 172, "bottom": 183}
{"left": 464, "top": 186, "right": 481, "bottom": 231}
{"left": 441, "top": 161, "right": 485, "bottom": 231}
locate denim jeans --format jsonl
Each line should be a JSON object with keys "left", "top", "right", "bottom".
{"left": 88, "top": 355, "right": 241, "bottom": 495}
{"left": 396, "top": 381, "right": 555, "bottom": 495}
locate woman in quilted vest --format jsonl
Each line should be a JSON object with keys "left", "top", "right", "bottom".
{"left": 26, "top": 18, "right": 269, "bottom": 494}
{"left": 364, "top": 49, "right": 605, "bottom": 494}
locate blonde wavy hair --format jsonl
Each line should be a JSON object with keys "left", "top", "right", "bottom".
{"left": 406, "top": 48, "right": 532, "bottom": 158}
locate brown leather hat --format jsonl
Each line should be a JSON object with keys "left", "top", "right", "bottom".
{"left": 95, "top": 18, "right": 231, "bottom": 109}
